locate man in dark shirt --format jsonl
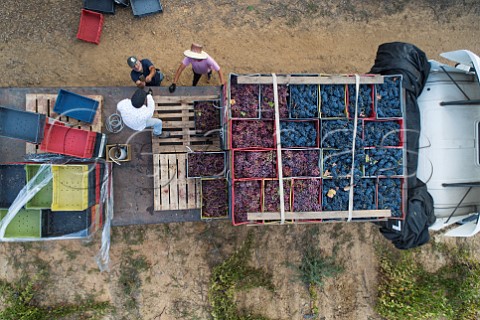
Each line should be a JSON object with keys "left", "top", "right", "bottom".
{"left": 127, "top": 56, "right": 164, "bottom": 88}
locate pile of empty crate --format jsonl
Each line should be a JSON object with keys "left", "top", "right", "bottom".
{"left": 0, "top": 89, "right": 110, "bottom": 241}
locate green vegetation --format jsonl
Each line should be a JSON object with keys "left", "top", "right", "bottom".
{"left": 118, "top": 252, "right": 150, "bottom": 311}
{"left": 376, "top": 246, "right": 480, "bottom": 320}
{"left": 209, "top": 232, "right": 274, "bottom": 320}
{"left": 296, "top": 243, "right": 343, "bottom": 317}
{"left": 0, "top": 272, "right": 112, "bottom": 320}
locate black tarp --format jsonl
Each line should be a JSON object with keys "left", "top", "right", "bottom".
{"left": 369, "top": 42, "right": 435, "bottom": 249}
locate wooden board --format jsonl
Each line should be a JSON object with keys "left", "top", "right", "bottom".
{"left": 152, "top": 95, "right": 222, "bottom": 154}
{"left": 236, "top": 75, "right": 385, "bottom": 85}
{"left": 247, "top": 209, "right": 391, "bottom": 220}
{"left": 25, "top": 94, "right": 103, "bottom": 154}
{"left": 153, "top": 153, "right": 201, "bottom": 211}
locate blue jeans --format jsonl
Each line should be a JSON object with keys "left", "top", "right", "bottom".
{"left": 145, "top": 118, "right": 162, "bottom": 135}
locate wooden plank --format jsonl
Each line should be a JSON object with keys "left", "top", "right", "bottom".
{"left": 155, "top": 104, "right": 194, "bottom": 112}
{"left": 195, "top": 179, "right": 201, "bottom": 209}
{"left": 160, "top": 154, "right": 170, "bottom": 210}
{"left": 154, "top": 95, "right": 219, "bottom": 104}
{"left": 237, "top": 75, "right": 385, "bottom": 85}
{"left": 247, "top": 209, "right": 391, "bottom": 220}
{"left": 187, "top": 176, "right": 197, "bottom": 209}
{"left": 168, "top": 154, "right": 178, "bottom": 210}
{"left": 25, "top": 95, "right": 38, "bottom": 154}
{"left": 153, "top": 154, "right": 161, "bottom": 211}
{"left": 177, "top": 154, "right": 187, "bottom": 210}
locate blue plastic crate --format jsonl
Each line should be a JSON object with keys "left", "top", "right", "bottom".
{"left": 0, "top": 106, "right": 46, "bottom": 143}
{"left": 84, "top": 0, "right": 115, "bottom": 14}
{"left": 131, "top": 0, "right": 163, "bottom": 17}
{"left": 53, "top": 89, "right": 99, "bottom": 123}
{"left": 0, "top": 164, "right": 26, "bottom": 208}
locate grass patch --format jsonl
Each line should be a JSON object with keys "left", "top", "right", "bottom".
{"left": 0, "top": 272, "right": 112, "bottom": 320}
{"left": 209, "top": 232, "right": 274, "bottom": 320}
{"left": 376, "top": 246, "right": 480, "bottom": 319}
{"left": 118, "top": 252, "right": 150, "bottom": 312}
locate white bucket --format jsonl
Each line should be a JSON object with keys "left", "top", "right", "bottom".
{"left": 108, "top": 146, "right": 127, "bottom": 161}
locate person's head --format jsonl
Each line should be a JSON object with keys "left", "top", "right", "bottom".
{"left": 131, "top": 88, "right": 147, "bottom": 108}
{"left": 127, "top": 56, "right": 142, "bottom": 72}
{"left": 183, "top": 43, "right": 208, "bottom": 60}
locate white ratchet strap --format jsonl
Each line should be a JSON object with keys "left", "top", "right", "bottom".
{"left": 272, "top": 73, "right": 285, "bottom": 224}
{"left": 348, "top": 75, "right": 360, "bottom": 222}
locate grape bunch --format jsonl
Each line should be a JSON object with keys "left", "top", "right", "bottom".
{"left": 201, "top": 178, "right": 228, "bottom": 218}
{"left": 293, "top": 178, "right": 322, "bottom": 212}
{"left": 282, "top": 149, "right": 321, "bottom": 177}
{"left": 194, "top": 100, "right": 221, "bottom": 134}
{"left": 321, "top": 119, "right": 363, "bottom": 149}
{"left": 365, "top": 148, "right": 403, "bottom": 177}
{"left": 234, "top": 151, "right": 277, "bottom": 178}
{"left": 378, "top": 178, "right": 402, "bottom": 217}
{"left": 347, "top": 84, "right": 373, "bottom": 118}
{"left": 289, "top": 85, "right": 319, "bottom": 118}
{"left": 320, "top": 84, "right": 346, "bottom": 117}
{"left": 232, "top": 120, "right": 275, "bottom": 148}
{"left": 280, "top": 121, "right": 318, "bottom": 147}
{"left": 187, "top": 152, "right": 225, "bottom": 178}
{"left": 376, "top": 77, "right": 402, "bottom": 118}
{"left": 323, "top": 149, "right": 364, "bottom": 179}
{"left": 230, "top": 84, "right": 260, "bottom": 118}
{"left": 260, "top": 85, "right": 289, "bottom": 119}
{"left": 263, "top": 179, "right": 292, "bottom": 212}
{"left": 234, "top": 180, "right": 261, "bottom": 223}
{"left": 364, "top": 121, "right": 401, "bottom": 147}
{"left": 322, "top": 178, "right": 350, "bottom": 211}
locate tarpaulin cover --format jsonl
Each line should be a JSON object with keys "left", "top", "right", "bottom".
{"left": 369, "top": 42, "right": 435, "bottom": 249}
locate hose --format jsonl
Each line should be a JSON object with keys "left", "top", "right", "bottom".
{"left": 105, "top": 113, "right": 124, "bottom": 133}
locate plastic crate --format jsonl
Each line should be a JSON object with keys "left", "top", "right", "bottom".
{"left": 83, "top": 0, "right": 115, "bottom": 14}
{"left": 131, "top": 0, "right": 163, "bottom": 17}
{"left": 0, "top": 164, "right": 26, "bottom": 208}
{"left": 25, "top": 164, "right": 53, "bottom": 209}
{"left": 0, "top": 209, "right": 41, "bottom": 239}
{"left": 41, "top": 208, "right": 92, "bottom": 238}
{"left": 77, "top": 9, "right": 104, "bottom": 45}
{"left": 51, "top": 165, "right": 90, "bottom": 211}
{"left": 0, "top": 106, "right": 46, "bottom": 143}
{"left": 200, "top": 178, "right": 229, "bottom": 220}
{"left": 40, "top": 120, "right": 97, "bottom": 158}
{"left": 53, "top": 89, "right": 100, "bottom": 123}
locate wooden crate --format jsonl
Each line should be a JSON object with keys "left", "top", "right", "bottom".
{"left": 153, "top": 153, "right": 201, "bottom": 211}
{"left": 152, "top": 95, "right": 222, "bottom": 154}
{"left": 25, "top": 94, "right": 103, "bottom": 154}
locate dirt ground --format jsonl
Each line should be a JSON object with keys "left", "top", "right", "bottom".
{"left": 1, "top": 1, "right": 480, "bottom": 319}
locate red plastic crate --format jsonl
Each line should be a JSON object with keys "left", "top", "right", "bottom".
{"left": 77, "top": 9, "right": 104, "bottom": 45}
{"left": 40, "top": 121, "right": 97, "bottom": 158}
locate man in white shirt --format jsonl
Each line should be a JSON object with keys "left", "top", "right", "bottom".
{"left": 117, "top": 89, "right": 170, "bottom": 138}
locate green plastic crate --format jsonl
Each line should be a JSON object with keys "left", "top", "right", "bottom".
{"left": 25, "top": 164, "right": 53, "bottom": 209}
{"left": 0, "top": 209, "right": 41, "bottom": 238}
{"left": 51, "top": 165, "right": 89, "bottom": 211}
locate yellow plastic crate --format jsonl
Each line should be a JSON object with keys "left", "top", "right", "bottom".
{"left": 51, "top": 165, "right": 89, "bottom": 211}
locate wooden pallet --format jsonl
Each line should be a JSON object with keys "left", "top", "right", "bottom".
{"left": 25, "top": 94, "right": 103, "bottom": 154}
{"left": 152, "top": 95, "right": 222, "bottom": 154}
{"left": 153, "top": 153, "right": 201, "bottom": 211}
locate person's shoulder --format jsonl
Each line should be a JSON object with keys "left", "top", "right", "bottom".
{"left": 142, "top": 58, "right": 154, "bottom": 65}
{"left": 117, "top": 99, "right": 132, "bottom": 109}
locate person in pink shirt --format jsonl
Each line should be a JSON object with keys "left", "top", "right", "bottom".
{"left": 169, "top": 43, "right": 225, "bottom": 93}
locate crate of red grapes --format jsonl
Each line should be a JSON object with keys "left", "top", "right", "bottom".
{"left": 187, "top": 152, "right": 226, "bottom": 178}
{"left": 230, "top": 119, "right": 275, "bottom": 149}
{"left": 194, "top": 100, "right": 221, "bottom": 135}
{"left": 229, "top": 75, "right": 260, "bottom": 119}
{"left": 200, "top": 178, "right": 229, "bottom": 219}
{"left": 232, "top": 180, "right": 262, "bottom": 226}
{"left": 232, "top": 150, "right": 277, "bottom": 179}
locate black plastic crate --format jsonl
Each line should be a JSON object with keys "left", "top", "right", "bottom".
{"left": 41, "top": 208, "right": 92, "bottom": 238}
{"left": 84, "top": 0, "right": 115, "bottom": 14}
{"left": 0, "top": 164, "right": 26, "bottom": 207}
{"left": 0, "top": 106, "right": 46, "bottom": 143}
{"left": 131, "top": 0, "right": 163, "bottom": 17}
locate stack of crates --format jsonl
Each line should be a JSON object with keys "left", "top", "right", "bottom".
{"left": 0, "top": 163, "right": 105, "bottom": 240}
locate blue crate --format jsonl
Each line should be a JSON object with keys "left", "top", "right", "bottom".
{"left": 0, "top": 164, "right": 26, "bottom": 207}
{"left": 53, "top": 89, "right": 99, "bottom": 123}
{"left": 0, "top": 106, "right": 46, "bottom": 143}
{"left": 131, "top": 0, "right": 163, "bottom": 17}
{"left": 84, "top": 0, "right": 115, "bottom": 14}
{"left": 41, "top": 208, "right": 92, "bottom": 238}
